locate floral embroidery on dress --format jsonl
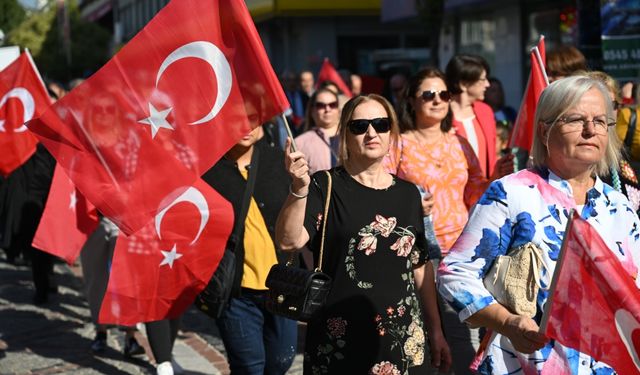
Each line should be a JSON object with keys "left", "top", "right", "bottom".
{"left": 369, "top": 361, "right": 401, "bottom": 375}
{"left": 310, "top": 317, "right": 348, "bottom": 374}
{"left": 374, "top": 284, "right": 426, "bottom": 373}
{"left": 346, "top": 215, "right": 418, "bottom": 289}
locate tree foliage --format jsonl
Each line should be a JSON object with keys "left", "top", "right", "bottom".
{"left": 0, "top": 0, "right": 26, "bottom": 40}
{"left": 8, "top": 0, "right": 111, "bottom": 82}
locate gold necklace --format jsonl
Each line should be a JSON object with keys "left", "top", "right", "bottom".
{"left": 412, "top": 130, "right": 446, "bottom": 168}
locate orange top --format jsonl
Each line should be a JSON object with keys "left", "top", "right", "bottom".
{"left": 384, "top": 132, "right": 489, "bottom": 254}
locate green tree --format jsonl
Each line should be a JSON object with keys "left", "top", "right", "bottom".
{"left": 8, "top": 0, "right": 111, "bottom": 82}
{"left": 0, "top": 0, "right": 26, "bottom": 41}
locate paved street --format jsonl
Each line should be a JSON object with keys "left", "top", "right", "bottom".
{"left": 0, "top": 253, "right": 303, "bottom": 374}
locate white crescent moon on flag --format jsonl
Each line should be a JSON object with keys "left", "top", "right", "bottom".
{"left": 615, "top": 308, "right": 640, "bottom": 370}
{"left": 155, "top": 187, "right": 210, "bottom": 245}
{"left": 0, "top": 87, "right": 35, "bottom": 133}
{"left": 156, "top": 41, "right": 232, "bottom": 125}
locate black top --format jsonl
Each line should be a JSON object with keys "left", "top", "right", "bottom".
{"left": 302, "top": 167, "right": 430, "bottom": 375}
{"left": 201, "top": 138, "right": 294, "bottom": 296}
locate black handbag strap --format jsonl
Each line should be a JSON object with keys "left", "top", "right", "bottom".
{"left": 624, "top": 108, "right": 637, "bottom": 150}
{"left": 229, "top": 147, "right": 260, "bottom": 252}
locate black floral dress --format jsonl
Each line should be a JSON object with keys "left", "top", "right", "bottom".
{"left": 303, "top": 167, "right": 429, "bottom": 375}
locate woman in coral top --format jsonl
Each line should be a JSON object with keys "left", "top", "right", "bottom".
{"left": 384, "top": 67, "right": 513, "bottom": 375}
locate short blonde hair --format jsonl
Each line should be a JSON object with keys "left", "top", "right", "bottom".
{"left": 337, "top": 94, "right": 399, "bottom": 166}
{"left": 530, "top": 75, "right": 621, "bottom": 177}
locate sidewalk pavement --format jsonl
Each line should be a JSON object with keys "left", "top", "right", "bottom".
{"left": 0, "top": 253, "right": 303, "bottom": 374}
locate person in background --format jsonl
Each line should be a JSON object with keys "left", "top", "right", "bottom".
{"left": 281, "top": 70, "right": 306, "bottom": 136}
{"left": 438, "top": 75, "right": 640, "bottom": 374}
{"left": 484, "top": 77, "right": 517, "bottom": 128}
{"left": 277, "top": 94, "right": 451, "bottom": 374}
{"left": 385, "top": 67, "right": 513, "bottom": 375}
{"left": 446, "top": 54, "right": 498, "bottom": 179}
{"left": 201, "top": 98, "right": 297, "bottom": 374}
{"left": 620, "top": 81, "right": 636, "bottom": 107}
{"left": 387, "top": 72, "right": 408, "bottom": 110}
{"left": 350, "top": 73, "right": 362, "bottom": 96}
{"left": 295, "top": 88, "right": 341, "bottom": 173}
{"left": 299, "top": 70, "right": 315, "bottom": 101}
{"left": 587, "top": 70, "right": 640, "bottom": 215}
{"left": 616, "top": 82, "right": 640, "bottom": 174}
{"left": 546, "top": 45, "right": 587, "bottom": 83}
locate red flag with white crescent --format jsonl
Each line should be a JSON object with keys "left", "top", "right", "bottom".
{"left": 0, "top": 52, "right": 50, "bottom": 176}
{"left": 98, "top": 178, "right": 233, "bottom": 325}
{"left": 542, "top": 212, "right": 640, "bottom": 375}
{"left": 26, "top": 0, "right": 288, "bottom": 235}
{"left": 509, "top": 36, "right": 547, "bottom": 152}
{"left": 32, "top": 164, "right": 99, "bottom": 264}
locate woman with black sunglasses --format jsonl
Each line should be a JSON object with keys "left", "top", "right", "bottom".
{"left": 276, "top": 94, "right": 451, "bottom": 374}
{"left": 295, "top": 88, "right": 341, "bottom": 174}
{"left": 384, "top": 67, "right": 514, "bottom": 374}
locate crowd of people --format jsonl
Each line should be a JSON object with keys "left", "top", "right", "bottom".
{"left": 2, "top": 43, "right": 640, "bottom": 375}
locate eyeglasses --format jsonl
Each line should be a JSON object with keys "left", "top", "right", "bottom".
{"left": 420, "top": 90, "right": 451, "bottom": 102}
{"left": 347, "top": 117, "right": 391, "bottom": 135}
{"left": 314, "top": 101, "right": 339, "bottom": 111}
{"left": 553, "top": 115, "right": 615, "bottom": 134}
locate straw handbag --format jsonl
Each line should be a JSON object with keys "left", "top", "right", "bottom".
{"left": 483, "top": 242, "right": 548, "bottom": 317}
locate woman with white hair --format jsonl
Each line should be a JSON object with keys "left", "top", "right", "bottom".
{"left": 438, "top": 76, "right": 640, "bottom": 373}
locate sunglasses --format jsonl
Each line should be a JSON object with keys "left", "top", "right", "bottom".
{"left": 347, "top": 117, "right": 391, "bottom": 135}
{"left": 420, "top": 90, "right": 451, "bottom": 102}
{"left": 314, "top": 101, "right": 339, "bottom": 111}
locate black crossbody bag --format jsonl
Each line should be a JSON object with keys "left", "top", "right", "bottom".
{"left": 265, "top": 171, "right": 333, "bottom": 322}
{"left": 195, "top": 148, "right": 259, "bottom": 318}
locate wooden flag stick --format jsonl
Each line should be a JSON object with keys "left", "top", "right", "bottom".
{"left": 532, "top": 43, "right": 549, "bottom": 86}
{"left": 281, "top": 113, "right": 298, "bottom": 152}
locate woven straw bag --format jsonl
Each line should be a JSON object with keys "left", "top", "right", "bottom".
{"left": 483, "top": 242, "right": 548, "bottom": 317}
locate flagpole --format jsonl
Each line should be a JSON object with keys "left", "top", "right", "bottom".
{"left": 281, "top": 113, "right": 298, "bottom": 152}
{"left": 539, "top": 209, "right": 576, "bottom": 333}
{"left": 532, "top": 46, "right": 549, "bottom": 86}
{"left": 24, "top": 48, "right": 49, "bottom": 95}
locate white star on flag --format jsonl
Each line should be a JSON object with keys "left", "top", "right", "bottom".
{"left": 138, "top": 103, "right": 174, "bottom": 138}
{"left": 69, "top": 190, "right": 77, "bottom": 211}
{"left": 159, "top": 244, "right": 183, "bottom": 268}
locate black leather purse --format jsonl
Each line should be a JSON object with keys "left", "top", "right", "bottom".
{"left": 265, "top": 171, "right": 333, "bottom": 322}
{"left": 194, "top": 149, "right": 259, "bottom": 318}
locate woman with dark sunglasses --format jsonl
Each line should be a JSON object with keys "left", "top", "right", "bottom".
{"left": 294, "top": 88, "right": 342, "bottom": 174}
{"left": 276, "top": 94, "right": 451, "bottom": 374}
{"left": 384, "top": 67, "right": 513, "bottom": 375}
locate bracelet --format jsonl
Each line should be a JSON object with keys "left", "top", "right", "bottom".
{"left": 289, "top": 184, "right": 308, "bottom": 199}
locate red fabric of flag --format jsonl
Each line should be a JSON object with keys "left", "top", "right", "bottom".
{"left": 0, "top": 52, "right": 50, "bottom": 176}
{"left": 317, "top": 58, "right": 353, "bottom": 98}
{"left": 26, "top": 0, "right": 288, "bottom": 235}
{"left": 543, "top": 212, "right": 640, "bottom": 375}
{"left": 509, "top": 37, "right": 547, "bottom": 152}
{"left": 32, "top": 164, "right": 99, "bottom": 264}
{"left": 98, "top": 178, "right": 233, "bottom": 325}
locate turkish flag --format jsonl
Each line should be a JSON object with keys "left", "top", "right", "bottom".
{"left": 542, "top": 212, "right": 640, "bottom": 375}
{"left": 316, "top": 58, "right": 353, "bottom": 98}
{"left": 26, "top": 0, "right": 288, "bottom": 235}
{"left": 31, "top": 164, "right": 99, "bottom": 264}
{"left": 0, "top": 52, "right": 50, "bottom": 176}
{"left": 98, "top": 178, "right": 233, "bottom": 325}
{"left": 509, "top": 36, "right": 547, "bottom": 152}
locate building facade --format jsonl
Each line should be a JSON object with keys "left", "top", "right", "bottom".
{"left": 80, "top": 0, "right": 606, "bottom": 108}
